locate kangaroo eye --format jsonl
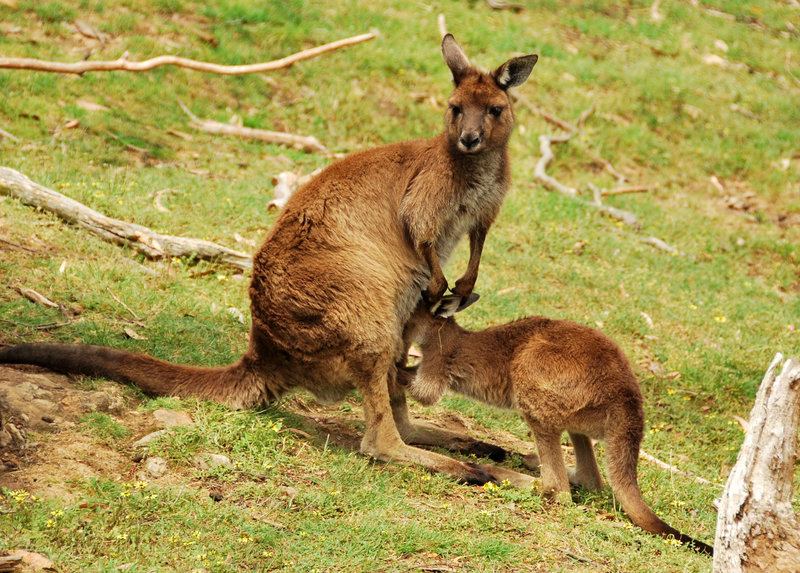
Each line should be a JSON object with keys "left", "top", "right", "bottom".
{"left": 489, "top": 106, "right": 503, "bottom": 117}
{"left": 449, "top": 104, "right": 462, "bottom": 116}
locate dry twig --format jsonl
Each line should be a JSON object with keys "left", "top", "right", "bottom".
{"left": 179, "top": 103, "right": 329, "bottom": 154}
{"left": 0, "top": 127, "right": 20, "bottom": 142}
{"left": 600, "top": 185, "right": 653, "bottom": 196}
{"left": 0, "top": 166, "right": 253, "bottom": 270}
{"left": 639, "top": 449, "right": 720, "bottom": 487}
{"left": 13, "top": 286, "right": 59, "bottom": 309}
{"left": 534, "top": 132, "right": 578, "bottom": 197}
{"left": 0, "top": 32, "right": 377, "bottom": 75}
{"left": 107, "top": 287, "right": 143, "bottom": 323}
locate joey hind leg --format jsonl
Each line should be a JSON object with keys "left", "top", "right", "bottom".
{"left": 567, "top": 432, "right": 603, "bottom": 491}
{"left": 531, "top": 426, "right": 571, "bottom": 503}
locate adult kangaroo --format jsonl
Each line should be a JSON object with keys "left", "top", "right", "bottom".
{"left": 0, "top": 36, "right": 538, "bottom": 485}
{"left": 398, "top": 296, "right": 714, "bottom": 555}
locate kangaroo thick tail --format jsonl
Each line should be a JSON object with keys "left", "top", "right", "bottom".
{"left": 0, "top": 343, "right": 267, "bottom": 409}
{"left": 605, "top": 426, "right": 714, "bottom": 556}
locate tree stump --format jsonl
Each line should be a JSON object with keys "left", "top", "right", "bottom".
{"left": 713, "top": 354, "right": 800, "bottom": 572}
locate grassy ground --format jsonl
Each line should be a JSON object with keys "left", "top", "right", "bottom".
{"left": 1, "top": 0, "right": 799, "bottom": 571}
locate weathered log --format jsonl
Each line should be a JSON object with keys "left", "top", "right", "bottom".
{"left": 713, "top": 353, "right": 800, "bottom": 572}
{"left": 0, "top": 32, "right": 376, "bottom": 75}
{"left": 0, "top": 166, "right": 252, "bottom": 270}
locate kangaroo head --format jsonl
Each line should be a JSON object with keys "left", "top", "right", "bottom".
{"left": 442, "top": 34, "right": 538, "bottom": 155}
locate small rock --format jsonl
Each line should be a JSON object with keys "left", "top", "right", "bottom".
{"left": 7, "top": 549, "right": 55, "bottom": 571}
{"left": 152, "top": 409, "right": 194, "bottom": 428}
{"left": 193, "top": 453, "right": 232, "bottom": 471}
{"left": 279, "top": 486, "right": 298, "bottom": 501}
{"left": 145, "top": 457, "right": 168, "bottom": 478}
{"left": 132, "top": 429, "right": 170, "bottom": 447}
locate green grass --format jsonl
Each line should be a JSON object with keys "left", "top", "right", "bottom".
{"left": 1, "top": 0, "right": 799, "bottom": 571}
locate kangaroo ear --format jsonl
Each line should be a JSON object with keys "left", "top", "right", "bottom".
{"left": 442, "top": 34, "right": 471, "bottom": 85}
{"left": 456, "top": 292, "right": 480, "bottom": 312}
{"left": 493, "top": 54, "right": 538, "bottom": 90}
{"left": 430, "top": 292, "right": 480, "bottom": 318}
{"left": 429, "top": 294, "right": 461, "bottom": 318}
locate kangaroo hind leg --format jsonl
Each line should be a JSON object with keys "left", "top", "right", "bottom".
{"left": 530, "top": 425, "right": 571, "bottom": 503}
{"left": 354, "top": 354, "right": 498, "bottom": 485}
{"left": 567, "top": 431, "right": 603, "bottom": 491}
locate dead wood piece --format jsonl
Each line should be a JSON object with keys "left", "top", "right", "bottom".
{"left": 583, "top": 148, "right": 628, "bottom": 182}
{"left": 588, "top": 183, "right": 640, "bottom": 229}
{"left": 601, "top": 185, "right": 653, "bottom": 196}
{"left": 0, "top": 127, "right": 20, "bottom": 142}
{"left": 0, "top": 32, "right": 377, "bottom": 75}
{"left": 0, "top": 554, "right": 23, "bottom": 573}
{"left": 639, "top": 235, "right": 684, "bottom": 256}
{"left": 13, "top": 287, "right": 59, "bottom": 309}
{"left": 513, "top": 93, "right": 576, "bottom": 132}
{"left": 485, "top": 0, "right": 524, "bottom": 11}
{"left": 639, "top": 449, "right": 720, "bottom": 487}
{"left": 534, "top": 133, "right": 578, "bottom": 197}
{"left": 269, "top": 168, "right": 322, "bottom": 211}
{"left": 189, "top": 117, "right": 329, "bottom": 154}
{"left": 437, "top": 14, "right": 448, "bottom": 39}
{"left": 0, "top": 166, "right": 253, "bottom": 270}
{"left": 713, "top": 354, "right": 800, "bottom": 572}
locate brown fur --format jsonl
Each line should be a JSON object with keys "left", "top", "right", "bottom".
{"left": 399, "top": 302, "right": 713, "bottom": 555}
{"left": 0, "top": 36, "right": 537, "bottom": 486}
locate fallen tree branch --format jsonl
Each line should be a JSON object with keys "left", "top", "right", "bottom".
{"left": 588, "top": 183, "right": 640, "bottom": 229}
{"left": 638, "top": 235, "right": 684, "bottom": 256}
{"left": 513, "top": 93, "right": 576, "bottom": 132}
{"left": 526, "top": 105, "right": 685, "bottom": 256}
{"left": 713, "top": 354, "right": 800, "bottom": 571}
{"left": 0, "top": 32, "right": 377, "bottom": 75}
{"left": 191, "top": 117, "right": 329, "bottom": 154}
{"left": 0, "top": 166, "right": 253, "bottom": 270}
{"left": 178, "top": 102, "right": 329, "bottom": 154}
{"left": 437, "top": 14, "right": 448, "bottom": 39}
{"left": 534, "top": 132, "right": 578, "bottom": 197}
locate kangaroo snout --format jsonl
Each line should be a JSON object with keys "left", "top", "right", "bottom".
{"left": 458, "top": 131, "right": 483, "bottom": 152}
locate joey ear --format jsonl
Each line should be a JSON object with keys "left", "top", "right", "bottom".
{"left": 442, "top": 34, "right": 471, "bottom": 85}
{"left": 493, "top": 54, "right": 538, "bottom": 90}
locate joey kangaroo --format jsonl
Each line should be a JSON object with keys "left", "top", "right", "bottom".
{"left": 0, "top": 36, "right": 538, "bottom": 486}
{"left": 398, "top": 296, "right": 714, "bottom": 555}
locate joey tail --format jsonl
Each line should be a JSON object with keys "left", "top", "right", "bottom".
{"left": 604, "top": 421, "right": 714, "bottom": 556}
{"left": 0, "top": 343, "right": 270, "bottom": 409}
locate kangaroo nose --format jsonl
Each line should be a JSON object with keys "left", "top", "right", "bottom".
{"left": 459, "top": 132, "right": 481, "bottom": 150}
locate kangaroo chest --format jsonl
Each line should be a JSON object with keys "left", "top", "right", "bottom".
{"left": 436, "top": 167, "right": 506, "bottom": 263}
